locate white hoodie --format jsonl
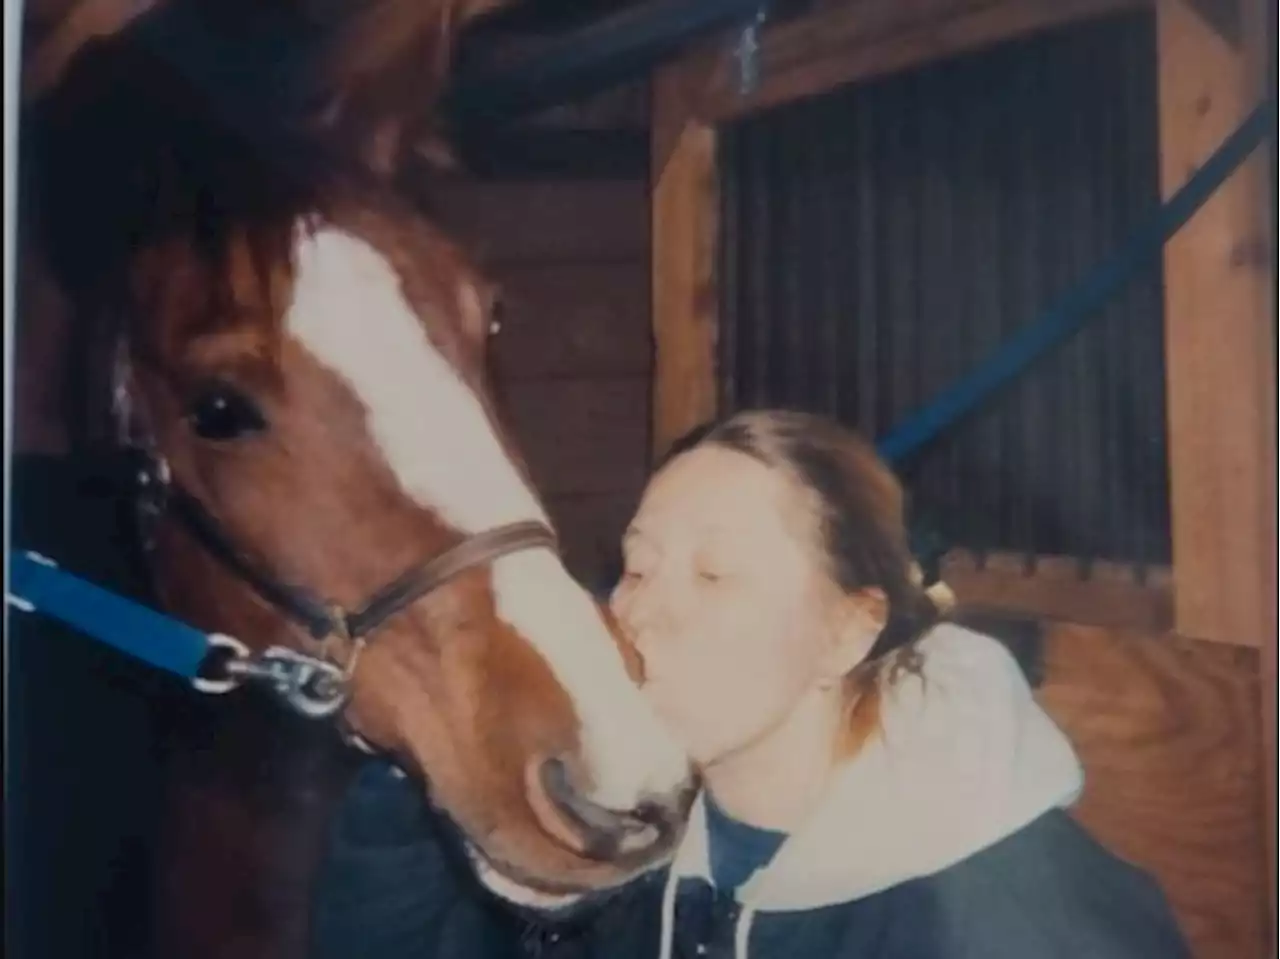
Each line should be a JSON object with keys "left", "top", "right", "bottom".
{"left": 655, "top": 623, "right": 1086, "bottom": 959}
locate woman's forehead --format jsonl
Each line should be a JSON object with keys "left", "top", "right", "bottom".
{"left": 629, "top": 445, "right": 815, "bottom": 549}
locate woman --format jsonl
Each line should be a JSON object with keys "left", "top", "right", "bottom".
{"left": 309, "top": 409, "right": 1189, "bottom": 959}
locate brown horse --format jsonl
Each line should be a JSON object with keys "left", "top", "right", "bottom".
{"left": 22, "top": 2, "right": 695, "bottom": 956}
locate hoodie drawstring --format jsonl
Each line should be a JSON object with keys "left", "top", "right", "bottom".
{"left": 657, "top": 866, "right": 679, "bottom": 959}
{"left": 733, "top": 904, "right": 757, "bottom": 959}
{"left": 654, "top": 875, "right": 757, "bottom": 959}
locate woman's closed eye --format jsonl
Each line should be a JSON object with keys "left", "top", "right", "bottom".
{"left": 617, "top": 560, "right": 652, "bottom": 590}
{"left": 692, "top": 546, "right": 738, "bottom": 585}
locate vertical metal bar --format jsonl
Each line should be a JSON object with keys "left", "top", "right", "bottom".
{"left": 996, "top": 44, "right": 1021, "bottom": 559}
{"left": 1097, "top": 22, "right": 1124, "bottom": 570}
{"left": 1018, "top": 39, "right": 1047, "bottom": 569}
{"left": 884, "top": 80, "right": 911, "bottom": 442}
{"left": 782, "top": 107, "right": 807, "bottom": 409}
{"left": 747, "top": 120, "right": 772, "bottom": 408}
{"left": 1064, "top": 22, "right": 1098, "bottom": 569}
{"left": 855, "top": 87, "right": 880, "bottom": 439}
{"left": 970, "top": 52, "right": 1005, "bottom": 564}
{"left": 818, "top": 100, "right": 848, "bottom": 420}
{"left": 1125, "top": 11, "right": 1171, "bottom": 573}
{"left": 935, "top": 60, "right": 962, "bottom": 531}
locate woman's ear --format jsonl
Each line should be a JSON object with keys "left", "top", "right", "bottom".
{"left": 819, "top": 587, "right": 888, "bottom": 683}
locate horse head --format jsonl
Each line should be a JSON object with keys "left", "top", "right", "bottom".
{"left": 25, "top": 0, "right": 696, "bottom": 912}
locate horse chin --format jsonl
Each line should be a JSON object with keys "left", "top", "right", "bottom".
{"left": 460, "top": 838, "right": 633, "bottom": 922}
{"left": 464, "top": 842, "right": 585, "bottom": 911}
{"left": 407, "top": 763, "right": 665, "bottom": 921}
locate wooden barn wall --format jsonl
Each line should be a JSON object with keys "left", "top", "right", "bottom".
{"left": 429, "top": 176, "right": 652, "bottom": 586}
{"left": 716, "top": 10, "right": 1170, "bottom": 569}
{"left": 1036, "top": 623, "right": 1266, "bottom": 959}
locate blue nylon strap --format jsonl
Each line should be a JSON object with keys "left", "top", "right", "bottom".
{"left": 7, "top": 550, "right": 211, "bottom": 679}
{"left": 876, "top": 100, "right": 1274, "bottom": 465}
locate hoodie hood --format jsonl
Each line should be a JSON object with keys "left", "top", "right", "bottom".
{"left": 656, "top": 623, "right": 1084, "bottom": 959}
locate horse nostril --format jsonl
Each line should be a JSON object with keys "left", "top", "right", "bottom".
{"left": 530, "top": 756, "right": 679, "bottom": 862}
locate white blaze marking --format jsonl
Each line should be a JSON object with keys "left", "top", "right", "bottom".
{"left": 286, "top": 226, "right": 690, "bottom": 809}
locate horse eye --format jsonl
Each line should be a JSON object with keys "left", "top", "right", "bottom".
{"left": 187, "top": 384, "right": 267, "bottom": 441}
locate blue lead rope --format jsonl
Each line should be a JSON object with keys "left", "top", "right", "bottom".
{"left": 4, "top": 101, "right": 1273, "bottom": 681}
{"left": 8, "top": 551, "right": 212, "bottom": 679}
{"left": 877, "top": 99, "right": 1274, "bottom": 464}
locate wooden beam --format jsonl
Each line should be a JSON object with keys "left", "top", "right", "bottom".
{"left": 650, "top": 59, "right": 720, "bottom": 461}
{"left": 1248, "top": 0, "right": 1276, "bottom": 941}
{"left": 424, "top": 179, "right": 650, "bottom": 265}
{"left": 1236, "top": 0, "right": 1277, "bottom": 943}
{"left": 1239, "top": 0, "right": 1276, "bottom": 943}
{"left": 1155, "top": 0, "right": 1275, "bottom": 938}
{"left": 693, "top": 0, "right": 1148, "bottom": 122}
{"left": 942, "top": 552, "right": 1177, "bottom": 636}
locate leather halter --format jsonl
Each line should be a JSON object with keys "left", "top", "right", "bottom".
{"left": 109, "top": 343, "right": 559, "bottom": 739}
{"left": 162, "top": 477, "right": 558, "bottom": 645}
{"left": 124, "top": 447, "right": 559, "bottom": 718}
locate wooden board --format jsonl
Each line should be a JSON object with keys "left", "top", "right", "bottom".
{"left": 489, "top": 262, "right": 651, "bottom": 380}
{"left": 499, "top": 376, "right": 651, "bottom": 497}
{"left": 1243, "top": 0, "right": 1277, "bottom": 934}
{"left": 424, "top": 179, "right": 649, "bottom": 266}
{"left": 543, "top": 491, "right": 642, "bottom": 586}
{"left": 650, "top": 63, "right": 720, "bottom": 461}
{"left": 693, "top": 0, "right": 1146, "bottom": 122}
{"left": 1038, "top": 624, "right": 1267, "bottom": 959}
{"left": 943, "top": 551, "right": 1176, "bottom": 634}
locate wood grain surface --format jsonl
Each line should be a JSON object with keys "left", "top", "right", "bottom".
{"left": 489, "top": 262, "right": 651, "bottom": 381}
{"left": 1039, "top": 623, "right": 1267, "bottom": 959}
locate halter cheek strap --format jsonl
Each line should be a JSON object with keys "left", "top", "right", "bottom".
{"left": 123, "top": 447, "right": 560, "bottom": 732}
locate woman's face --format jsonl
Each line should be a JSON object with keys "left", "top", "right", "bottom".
{"left": 610, "top": 445, "right": 842, "bottom": 768}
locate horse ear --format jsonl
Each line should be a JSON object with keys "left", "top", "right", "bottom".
{"left": 312, "top": 0, "right": 515, "bottom": 179}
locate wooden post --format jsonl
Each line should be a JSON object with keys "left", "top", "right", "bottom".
{"left": 1255, "top": 0, "right": 1276, "bottom": 941}
{"left": 1240, "top": 0, "right": 1277, "bottom": 940}
{"left": 1155, "top": 0, "right": 1275, "bottom": 933}
{"left": 650, "top": 60, "right": 719, "bottom": 462}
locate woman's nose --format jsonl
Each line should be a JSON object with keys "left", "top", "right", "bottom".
{"left": 615, "top": 575, "right": 653, "bottom": 620}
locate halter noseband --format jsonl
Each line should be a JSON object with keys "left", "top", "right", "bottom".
{"left": 124, "top": 447, "right": 559, "bottom": 733}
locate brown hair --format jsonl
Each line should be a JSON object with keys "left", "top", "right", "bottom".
{"left": 660, "top": 410, "right": 940, "bottom": 749}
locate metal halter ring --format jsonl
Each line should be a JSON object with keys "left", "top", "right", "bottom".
{"left": 192, "top": 633, "right": 252, "bottom": 695}
{"left": 225, "top": 646, "right": 352, "bottom": 720}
